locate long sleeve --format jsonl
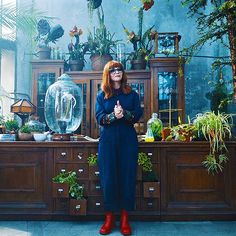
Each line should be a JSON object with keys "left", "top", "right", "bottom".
{"left": 95, "top": 93, "right": 117, "bottom": 126}
{"left": 123, "top": 92, "right": 143, "bottom": 124}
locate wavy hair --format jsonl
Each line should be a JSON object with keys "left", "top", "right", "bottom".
{"left": 101, "top": 60, "right": 132, "bottom": 99}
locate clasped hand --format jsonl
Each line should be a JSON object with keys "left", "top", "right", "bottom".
{"left": 114, "top": 100, "right": 123, "bottom": 119}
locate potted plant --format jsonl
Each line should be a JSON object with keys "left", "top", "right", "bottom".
{"left": 138, "top": 152, "right": 160, "bottom": 198}
{"left": 87, "top": 6, "right": 119, "bottom": 70}
{"left": 193, "top": 111, "right": 232, "bottom": 174}
{"left": 170, "top": 123, "right": 196, "bottom": 142}
{"left": 35, "top": 19, "right": 64, "bottom": 60}
{"left": 52, "top": 171, "right": 87, "bottom": 215}
{"left": 123, "top": 2, "right": 156, "bottom": 69}
{"left": 67, "top": 26, "right": 88, "bottom": 71}
{"left": 18, "top": 124, "right": 33, "bottom": 141}
{"left": 87, "top": 153, "right": 100, "bottom": 180}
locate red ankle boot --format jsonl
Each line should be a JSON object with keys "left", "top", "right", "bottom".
{"left": 120, "top": 209, "right": 132, "bottom": 235}
{"left": 99, "top": 212, "right": 116, "bottom": 235}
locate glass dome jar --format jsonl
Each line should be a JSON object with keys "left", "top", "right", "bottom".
{"left": 147, "top": 113, "right": 163, "bottom": 141}
{"left": 44, "top": 73, "right": 83, "bottom": 134}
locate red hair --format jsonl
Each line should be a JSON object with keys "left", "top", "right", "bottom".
{"left": 101, "top": 60, "right": 132, "bottom": 99}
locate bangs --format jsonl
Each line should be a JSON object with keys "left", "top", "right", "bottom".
{"left": 108, "top": 61, "right": 123, "bottom": 70}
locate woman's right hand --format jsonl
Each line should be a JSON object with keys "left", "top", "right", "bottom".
{"left": 114, "top": 100, "right": 124, "bottom": 119}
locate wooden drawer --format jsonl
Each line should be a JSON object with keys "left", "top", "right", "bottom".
{"left": 89, "top": 180, "right": 103, "bottom": 196}
{"left": 136, "top": 182, "right": 142, "bottom": 196}
{"left": 139, "top": 148, "right": 159, "bottom": 163}
{"left": 89, "top": 165, "right": 100, "bottom": 180}
{"left": 55, "top": 163, "right": 89, "bottom": 179}
{"left": 69, "top": 199, "right": 87, "bottom": 216}
{"left": 137, "top": 166, "right": 142, "bottom": 181}
{"left": 87, "top": 196, "right": 104, "bottom": 213}
{"left": 140, "top": 198, "right": 160, "bottom": 211}
{"left": 142, "top": 164, "right": 160, "bottom": 182}
{"left": 79, "top": 180, "right": 89, "bottom": 197}
{"left": 52, "top": 183, "right": 69, "bottom": 198}
{"left": 54, "top": 198, "right": 69, "bottom": 212}
{"left": 72, "top": 148, "right": 89, "bottom": 163}
{"left": 143, "top": 182, "right": 160, "bottom": 198}
{"left": 54, "top": 148, "right": 71, "bottom": 162}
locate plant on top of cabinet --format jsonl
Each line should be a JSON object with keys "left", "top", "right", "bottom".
{"left": 193, "top": 111, "right": 232, "bottom": 174}
{"left": 123, "top": 0, "right": 156, "bottom": 69}
{"left": 87, "top": 5, "right": 119, "bottom": 70}
{"left": 4, "top": 118, "right": 19, "bottom": 134}
{"left": 18, "top": 124, "right": 33, "bottom": 141}
{"left": 87, "top": 153, "right": 98, "bottom": 166}
{"left": 35, "top": 19, "right": 64, "bottom": 59}
{"left": 67, "top": 26, "right": 89, "bottom": 71}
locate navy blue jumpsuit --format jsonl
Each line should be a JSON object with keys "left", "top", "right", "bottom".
{"left": 95, "top": 89, "right": 143, "bottom": 211}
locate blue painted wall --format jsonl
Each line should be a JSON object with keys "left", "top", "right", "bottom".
{"left": 17, "top": 0, "right": 233, "bottom": 121}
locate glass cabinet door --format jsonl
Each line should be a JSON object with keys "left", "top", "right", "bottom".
{"left": 74, "top": 80, "right": 90, "bottom": 136}
{"left": 36, "top": 72, "right": 56, "bottom": 123}
{"left": 150, "top": 57, "right": 185, "bottom": 127}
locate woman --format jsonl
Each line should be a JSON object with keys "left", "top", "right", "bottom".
{"left": 95, "top": 60, "right": 143, "bottom": 235}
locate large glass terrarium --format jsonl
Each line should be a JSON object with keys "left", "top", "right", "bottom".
{"left": 44, "top": 74, "right": 83, "bottom": 140}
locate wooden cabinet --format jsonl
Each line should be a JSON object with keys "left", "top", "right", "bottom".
{"left": 150, "top": 57, "right": 185, "bottom": 126}
{"left": 0, "top": 142, "right": 235, "bottom": 220}
{"left": 31, "top": 59, "right": 184, "bottom": 137}
{"left": 31, "top": 60, "right": 64, "bottom": 123}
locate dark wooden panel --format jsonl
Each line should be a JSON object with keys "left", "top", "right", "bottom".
{"left": 0, "top": 148, "right": 53, "bottom": 212}
{"left": 161, "top": 147, "right": 232, "bottom": 215}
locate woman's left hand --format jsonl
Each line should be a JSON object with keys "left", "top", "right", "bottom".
{"left": 114, "top": 100, "right": 123, "bottom": 119}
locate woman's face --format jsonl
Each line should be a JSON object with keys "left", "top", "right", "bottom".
{"left": 109, "top": 67, "right": 123, "bottom": 83}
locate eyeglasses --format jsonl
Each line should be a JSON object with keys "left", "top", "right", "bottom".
{"left": 109, "top": 67, "right": 123, "bottom": 74}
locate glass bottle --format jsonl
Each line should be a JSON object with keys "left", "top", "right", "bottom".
{"left": 146, "top": 113, "right": 163, "bottom": 141}
{"left": 44, "top": 73, "right": 83, "bottom": 134}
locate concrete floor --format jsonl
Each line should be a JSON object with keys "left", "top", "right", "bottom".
{"left": 0, "top": 221, "right": 236, "bottom": 236}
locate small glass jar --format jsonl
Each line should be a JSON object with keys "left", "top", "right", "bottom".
{"left": 146, "top": 113, "right": 163, "bottom": 141}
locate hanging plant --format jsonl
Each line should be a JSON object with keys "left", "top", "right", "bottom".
{"left": 87, "top": 0, "right": 102, "bottom": 19}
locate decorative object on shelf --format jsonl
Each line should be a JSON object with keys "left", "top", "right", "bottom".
{"left": 68, "top": 26, "right": 88, "bottom": 71}
{"left": 148, "top": 113, "right": 163, "bottom": 141}
{"left": 18, "top": 124, "right": 33, "bottom": 141}
{"left": 35, "top": 19, "right": 64, "bottom": 60}
{"left": 161, "top": 127, "right": 171, "bottom": 141}
{"left": 44, "top": 73, "right": 83, "bottom": 141}
{"left": 155, "top": 32, "right": 181, "bottom": 55}
{"left": 10, "top": 99, "right": 36, "bottom": 125}
{"left": 123, "top": 1, "right": 157, "bottom": 70}
{"left": 87, "top": 5, "right": 119, "bottom": 70}
{"left": 193, "top": 111, "right": 232, "bottom": 174}
{"left": 116, "top": 42, "right": 126, "bottom": 69}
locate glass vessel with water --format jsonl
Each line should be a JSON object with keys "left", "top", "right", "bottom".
{"left": 44, "top": 74, "right": 83, "bottom": 136}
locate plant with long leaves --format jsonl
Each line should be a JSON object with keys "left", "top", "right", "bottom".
{"left": 193, "top": 111, "right": 232, "bottom": 174}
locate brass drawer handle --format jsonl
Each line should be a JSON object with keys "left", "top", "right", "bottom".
{"left": 147, "top": 202, "right": 153, "bottom": 206}
{"left": 147, "top": 152, "right": 153, "bottom": 156}
{"left": 61, "top": 152, "right": 67, "bottom": 156}
{"left": 96, "top": 202, "right": 101, "bottom": 206}
{"left": 58, "top": 188, "right": 64, "bottom": 193}
{"left": 61, "top": 169, "right": 66, "bottom": 172}
{"left": 75, "top": 205, "right": 81, "bottom": 210}
{"left": 78, "top": 168, "right": 84, "bottom": 173}
{"left": 95, "top": 185, "right": 101, "bottom": 189}
{"left": 148, "top": 187, "right": 155, "bottom": 192}
{"left": 95, "top": 171, "right": 100, "bottom": 176}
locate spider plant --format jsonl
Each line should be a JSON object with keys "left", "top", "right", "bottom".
{"left": 193, "top": 111, "right": 232, "bottom": 174}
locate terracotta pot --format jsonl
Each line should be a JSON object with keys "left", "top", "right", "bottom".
{"left": 90, "top": 54, "right": 113, "bottom": 71}
{"left": 131, "top": 59, "right": 147, "bottom": 70}
{"left": 38, "top": 47, "right": 51, "bottom": 60}
{"left": 161, "top": 128, "right": 171, "bottom": 141}
{"left": 18, "top": 132, "right": 33, "bottom": 141}
{"left": 69, "top": 60, "right": 84, "bottom": 71}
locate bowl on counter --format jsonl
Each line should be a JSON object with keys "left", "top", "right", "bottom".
{"left": 33, "top": 133, "right": 47, "bottom": 141}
